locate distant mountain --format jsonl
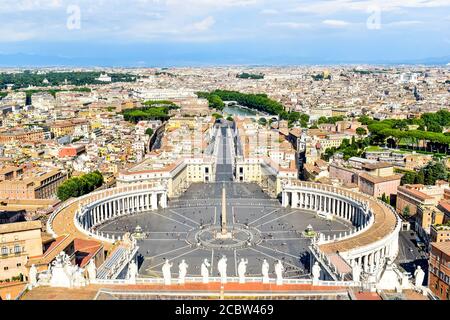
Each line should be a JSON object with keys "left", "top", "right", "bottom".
{"left": 0, "top": 52, "right": 449, "bottom": 68}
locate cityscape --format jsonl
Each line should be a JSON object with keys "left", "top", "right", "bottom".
{"left": 0, "top": 0, "right": 449, "bottom": 307}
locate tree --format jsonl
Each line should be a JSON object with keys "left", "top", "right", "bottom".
{"left": 356, "top": 127, "right": 367, "bottom": 137}
{"left": 403, "top": 206, "right": 410, "bottom": 218}
{"left": 358, "top": 115, "right": 374, "bottom": 125}
{"left": 258, "top": 118, "right": 267, "bottom": 126}
{"left": 57, "top": 171, "right": 104, "bottom": 201}
{"left": 212, "top": 113, "right": 223, "bottom": 120}
{"left": 415, "top": 171, "right": 425, "bottom": 184}
{"left": 401, "top": 171, "right": 417, "bottom": 185}
{"left": 145, "top": 128, "right": 154, "bottom": 136}
{"left": 226, "top": 116, "right": 234, "bottom": 122}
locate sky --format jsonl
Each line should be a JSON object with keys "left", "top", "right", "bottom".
{"left": 1, "top": 0, "right": 450, "bottom": 67}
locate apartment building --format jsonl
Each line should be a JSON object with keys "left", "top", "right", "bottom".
{"left": 0, "top": 221, "right": 43, "bottom": 281}
{"left": 429, "top": 242, "right": 450, "bottom": 300}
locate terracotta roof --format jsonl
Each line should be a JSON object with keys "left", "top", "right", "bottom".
{"left": 398, "top": 186, "right": 434, "bottom": 201}
{"left": 431, "top": 241, "right": 450, "bottom": 254}
{"left": 362, "top": 162, "right": 393, "bottom": 170}
{"left": 359, "top": 173, "right": 402, "bottom": 184}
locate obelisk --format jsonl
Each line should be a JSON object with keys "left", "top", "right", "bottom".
{"left": 216, "top": 184, "right": 232, "bottom": 239}
{"left": 221, "top": 185, "right": 227, "bottom": 236}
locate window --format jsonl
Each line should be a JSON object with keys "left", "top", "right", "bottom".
{"left": 14, "top": 245, "right": 21, "bottom": 254}
{"left": 1, "top": 247, "right": 8, "bottom": 255}
{"left": 4, "top": 267, "right": 8, "bottom": 271}
{"left": 17, "top": 263, "right": 21, "bottom": 267}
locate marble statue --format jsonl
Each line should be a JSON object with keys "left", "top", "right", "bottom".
{"left": 352, "top": 262, "right": 361, "bottom": 282}
{"left": 274, "top": 260, "right": 284, "bottom": 285}
{"left": 262, "top": 259, "right": 270, "bottom": 284}
{"left": 162, "top": 260, "right": 173, "bottom": 285}
{"left": 87, "top": 259, "right": 97, "bottom": 282}
{"left": 128, "top": 259, "right": 138, "bottom": 283}
{"left": 237, "top": 258, "right": 248, "bottom": 284}
{"left": 72, "top": 266, "right": 87, "bottom": 288}
{"left": 414, "top": 265, "right": 425, "bottom": 287}
{"left": 122, "top": 232, "right": 133, "bottom": 247}
{"left": 49, "top": 251, "right": 75, "bottom": 288}
{"left": 28, "top": 264, "right": 38, "bottom": 289}
{"left": 312, "top": 262, "right": 321, "bottom": 285}
{"left": 178, "top": 259, "right": 189, "bottom": 285}
{"left": 218, "top": 255, "right": 228, "bottom": 284}
{"left": 201, "top": 258, "right": 210, "bottom": 284}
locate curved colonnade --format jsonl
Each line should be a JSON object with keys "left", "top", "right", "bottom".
{"left": 72, "top": 184, "right": 168, "bottom": 244}
{"left": 48, "top": 180, "right": 401, "bottom": 280}
{"left": 282, "top": 181, "right": 401, "bottom": 275}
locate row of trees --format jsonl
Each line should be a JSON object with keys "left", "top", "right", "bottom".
{"left": 57, "top": 171, "right": 104, "bottom": 201}
{"left": 365, "top": 112, "right": 450, "bottom": 153}
{"left": 317, "top": 116, "right": 345, "bottom": 125}
{"left": 0, "top": 71, "right": 136, "bottom": 89}
{"left": 122, "top": 100, "right": 179, "bottom": 123}
{"left": 322, "top": 137, "right": 370, "bottom": 161}
{"left": 236, "top": 73, "right": 264, "bottom": 79}
{"left": 197, "top": 90, "right": 309, "bottom": 126}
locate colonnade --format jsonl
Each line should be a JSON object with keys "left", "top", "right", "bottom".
{"left": 73, "top": 187, "right": 168, "bottom": 242}
{"left": 282, "top": 189, "right": 369, "bottom": 227}
{"left": 282, "top": 182, "right": 401, "bottom": 278}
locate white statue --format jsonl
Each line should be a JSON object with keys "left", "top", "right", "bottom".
{"left": 87, "top": 259, "right": 97, "bottom": 282}
{"left": 312, "top": 261, "right": 321, "bottom": 285}
{"left": 72, "top": 267, "right": 87, "bottom": 288}
{"left": 262, "top": 259, "right": 270, "bottom": 284}
{"left": 274, "top": 260, "right": 284, "bottom": 285}
{"left": 28, "top": 264, "right": 38, "bottom": 288}
{"left": 237, "top": 258, "right": 248, "bottom": 284}
{"left": 128, "top": 259, "right": 138, "bottom": 283}
{"left": 414, "top": 265, "right": 425, "bottom": 287}
{"left": 201, "top": 258, "right": 210, "bottom": 284}
{"left": 178, "top": 259, "right": 189, "bottom": 285}
{"left": 217, "top": 255, "right": 228, "bottom": 284}
{"left": 162, "top": 260, "right": 173, "bottom": 285}
{"left": 352, "top": 262, "right": 361, "bottom": 282}
{"left": 49, "top": 251, "right": 74, "bottom": 288}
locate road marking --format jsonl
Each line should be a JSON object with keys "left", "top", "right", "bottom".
{"left": 169, "top": 209, "right": 200, "bottom": 226}
{"left": 150, "top": 211, "right": 195, "bottom": 229}
{"left": 255, "top": 210, "right": 297, "bottom": 228}
{"left": 144, "top": 244, "right": 191, "bottom": 260}
{"left": 248, "top": 208, "right": 280, "bottom": 226}
{"left": 257, "top": 243, "right": 301, "bottom": 259}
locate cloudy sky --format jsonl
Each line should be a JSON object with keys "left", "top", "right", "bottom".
{"left": 1, "top": 0, "right": 450, "bottom": 66}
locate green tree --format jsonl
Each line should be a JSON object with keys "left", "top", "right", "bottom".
{"left": 403, "top": 206, "right": 410, "bottom": 218}
{"left": 145, "top": 128, "right": 154, "bottom": 136}
{"left": 356, "top": 127, "right": 367, "bottom": 137}
{"left": 258, "top": 118, "right": 267, "bottom": 126}
{"left": 415, "top": 171, "right": 425, "bottom": 184}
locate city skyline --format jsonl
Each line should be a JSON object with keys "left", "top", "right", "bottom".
{"left": 1, "top": 0, "right": 450, "bottom": 66}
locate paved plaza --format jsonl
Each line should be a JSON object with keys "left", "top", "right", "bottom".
{"left": 98, "top": 125, "right": 352, "bottom": 279}
{"left": 98, "top": 182, "right": 353, "bottom": 279}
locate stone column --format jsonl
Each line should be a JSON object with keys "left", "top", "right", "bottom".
{"left": 282, "top": 191, "right": 288, "bottom": 207}
{"left": 151, "top": 192, "right": 158, "bottom": 210}
{"left": 161, "top": 192, "right": 168, "bottom": 208}
{"left": 363, "top": 254, "right": 368, "bottom": 272}
{"left": 291, "top": 192, "right": 299, "bottom": 208}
